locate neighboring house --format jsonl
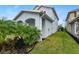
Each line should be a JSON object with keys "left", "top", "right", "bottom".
{"left": 13, "top": 5, "right": 59, "bottom": 41}
{"left": 66, "top": 9, "right": 79, "bottom": 38}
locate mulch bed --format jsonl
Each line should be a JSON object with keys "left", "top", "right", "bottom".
{"left": 0, "top": 43, "right": 36, "bottom": 54}
{"left": 0, "top": 36, "right": 37, "bottom": 54}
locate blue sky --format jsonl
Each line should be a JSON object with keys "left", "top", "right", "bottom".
{"left": 0, "top": 5, "right": 79, "bottom": 26}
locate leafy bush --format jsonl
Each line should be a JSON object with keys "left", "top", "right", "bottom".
{"left": 58, "top": 25, "right": 65, "bottom": 31}
{"left": 0, "top": 19, "right": 40, "bottom": 46}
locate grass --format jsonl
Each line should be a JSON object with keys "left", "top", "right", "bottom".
{"left": 30, "top": 31, "right": 79, "bottom": 54}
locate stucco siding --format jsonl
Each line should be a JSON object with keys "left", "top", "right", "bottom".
{"left": 52, "top": 19, "right": 58, "bottom": 33}
{"left": 15, "top": 12, "right": 43, "bottom": 41}
{"left": 71, "top": 22, "right": 75, "bottom": 34}
{"left": 42, "top": 18, "right": 58, "bottom": 38}
{"left": 35, "top": 7, "right": 57, "bottom": 21}
{"left": 70, "top": 21, "right": 78, "bottom": 37}
{"left": 44, "top": 19, "right": 52, "bottom": 38}
{"left": 15, "top": 12, "right": 42, "bottom": 30}
{"left": 76, "top": 11, "right": 79, "bottom": 17}
{"left": 68, "top": 13, "right": 75, "bottom": 23}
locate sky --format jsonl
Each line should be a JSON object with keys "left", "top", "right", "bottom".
{"left": 0, "top": 5, "right": 79, "bottom": 26}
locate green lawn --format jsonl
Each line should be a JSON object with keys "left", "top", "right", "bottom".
{"left": 30, "top": 31, "right": 79, "bottom": 54}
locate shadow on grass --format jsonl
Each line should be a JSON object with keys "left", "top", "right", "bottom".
{"left": 66, "top": 31, "right": 79, "bottom": 44}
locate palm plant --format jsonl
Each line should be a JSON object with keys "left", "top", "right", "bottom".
{"left": 0, "top": 19, "right": 40, "bottom": 46}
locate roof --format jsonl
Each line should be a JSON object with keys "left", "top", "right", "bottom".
{"left": 21, "top": 10, "right": 41, "bottom": 13}
{"left": 13, "top": 10, "right": 41, "bottom": 20}
{"left": 33, "top": 5, "right": 53, "bottom": 10}
{"left": 33, "top": 5, "right": 59, "bottom": 20}
{"left": 69, "top": 9, "right": 79, "bottom": 12}
{"left": 13, "top": 10, "right": 53, "bottom": 22}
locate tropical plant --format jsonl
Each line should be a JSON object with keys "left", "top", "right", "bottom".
{"left": 0, "top": 19, "right": 40, "bottom": 46}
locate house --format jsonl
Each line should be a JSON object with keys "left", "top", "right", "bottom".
{"left": 13, "top": 5, "right": 59, "bottom": 41}
{"left": 66, "top": 9, "right": 79, "bottom": 38}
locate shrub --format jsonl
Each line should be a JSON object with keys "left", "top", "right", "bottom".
{"left": 0, "top": 19, "right": 40, "bottom": 46}
{"left": 58, "top": 25, "right": 65, "bottom": 31}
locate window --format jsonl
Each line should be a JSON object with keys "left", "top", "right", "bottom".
{"left": 17, "top": 20, "right": 23, "bottom": 23}
{"left": 25, "top": 18, "right": 35, "bottom": 26}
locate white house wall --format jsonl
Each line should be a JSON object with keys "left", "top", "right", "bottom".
{"left": 15, "top": 12, "right": 42, "bottom": 31}
{"left": 34, "top": 7, "right": 57, "bottom": 21}
{"left": 34, "top": 6, "right": 58, "bottom": 38}
{"left": 52, "top": 19, "right": 58, "bottom": 33}
{"left": 44, "top": 19, "right": 52, "bottom": 38}
{"left": 15, "top": 12, "right": 43, "bottom": 41}
{"left": 42, "top": 18, "right": 58, "bottom": 38}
